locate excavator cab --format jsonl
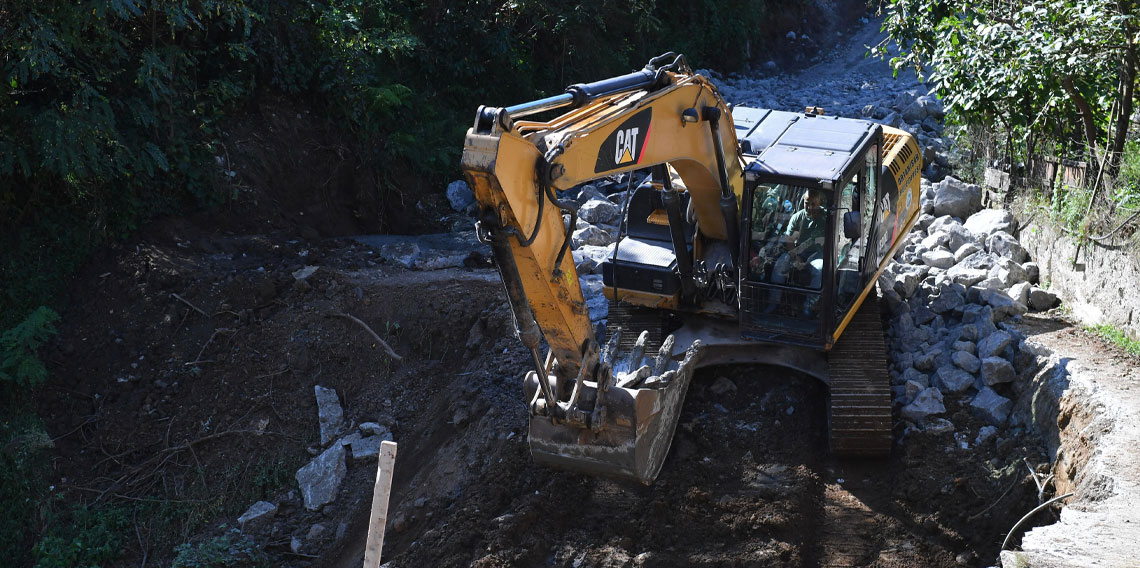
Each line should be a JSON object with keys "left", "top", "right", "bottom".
{"left": 736, "top": 108, "right": 887, "bottom": 350}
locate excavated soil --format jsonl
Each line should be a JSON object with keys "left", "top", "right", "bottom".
{"left": 34, "top": 210, "right": 1057, "bottom": 567}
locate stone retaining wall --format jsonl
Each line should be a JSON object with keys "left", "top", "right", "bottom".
{"left": 1018, "top": 218, "right": 1140, "bottom": 339}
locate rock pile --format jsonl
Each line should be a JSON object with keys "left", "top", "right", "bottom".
{"left": 881, "top": 177, "right": 1058, "bottom": 432}
{"left": 708, "top": 50, "right": 954, "bottom": 180}
{"left": 235, "top": 385, "right": 396, "bottom": 550}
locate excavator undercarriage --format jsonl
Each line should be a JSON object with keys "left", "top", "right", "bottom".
{"left": 462, "top": 54, "right": 920, "bottom": 484}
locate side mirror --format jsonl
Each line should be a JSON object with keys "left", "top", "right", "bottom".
{"left": 843, "top": 211, "right": 860, "bottom": 239}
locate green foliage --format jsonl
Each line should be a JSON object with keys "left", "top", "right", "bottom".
{"left": 1113, "top": 138, "right": 1140, "bottom": 211}
{"left": 1086, "top": 323, "right": 1140, "bottom": 356}
{"left": 878, "top": 0, "right": 1140, "bottom": 234}
{"left": 33, "top": 502, "right": 130, "bottom": 568}
{"left": 0, "top": 307, "right": 60, "bottom": 388}
{"left": 0, "top": 403, "right": 52, "bottom": 565}
{"left": 171, "top": 530, "right": 269, "bottom": 568}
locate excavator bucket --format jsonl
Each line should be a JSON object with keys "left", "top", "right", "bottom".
{"left": 525, "top": 332, "right": 705, "bottom": 484}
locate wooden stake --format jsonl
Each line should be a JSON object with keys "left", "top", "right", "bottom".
{"left": 363, "top": 441, "right": 398, "bottom": 568}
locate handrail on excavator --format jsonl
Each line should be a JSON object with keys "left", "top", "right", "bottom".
{"left": 503, "top": 53, "right": 690, "bottom": 120}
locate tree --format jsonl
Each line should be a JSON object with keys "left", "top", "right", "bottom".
{"left": 877, "top": 0, "right": 1139, "bottom": 175}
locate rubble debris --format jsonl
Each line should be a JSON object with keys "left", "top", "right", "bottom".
{"left": 315, "top": 385, "right": 346, "bottom": 446}
{"left": 296, "top": 442, "right": 347, "bottom": 511}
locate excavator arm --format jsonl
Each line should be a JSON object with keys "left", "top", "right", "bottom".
{"left": 461, "top": 55, "right": 735, "bottom": 483}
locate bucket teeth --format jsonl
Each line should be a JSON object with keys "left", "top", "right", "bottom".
{"left": 528, "top": 336, "right": 704, "bottom": 484}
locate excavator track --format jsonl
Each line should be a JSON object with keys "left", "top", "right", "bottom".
{"left": 826, "top": 292, "right": 892, "bottom": 456}
{"left": 815, "top": 481, "right": 883, "bottom": 566}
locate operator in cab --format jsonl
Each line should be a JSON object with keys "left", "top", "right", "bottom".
{"left": 768, "top": 189, "right": 827, "bottom": 314}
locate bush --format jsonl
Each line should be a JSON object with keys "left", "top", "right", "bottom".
{"left": 0, "top": 307, "right": 59, "bottom": 388}
{"left": 33, "top": 503, "right": 130, "bottom": 568}
{"left": 171, "top": 530, "right": 269, "bottom": 568}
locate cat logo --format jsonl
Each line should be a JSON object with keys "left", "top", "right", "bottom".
{"left": 594, "top": 109, "right": 652, "bottom": 173}
{"left": 614, "top": 128, "right": 640, "bottom": 165}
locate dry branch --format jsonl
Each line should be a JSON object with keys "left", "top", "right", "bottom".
{"left": 170, "top": 293, "right": 208, "bottom": 317}
{"left": 326, "top": 312, "right": 403, "bottom": 362}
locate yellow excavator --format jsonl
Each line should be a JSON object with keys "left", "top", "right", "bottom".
{"left": 461, "top": 54, "right": 921, "bottom": 484}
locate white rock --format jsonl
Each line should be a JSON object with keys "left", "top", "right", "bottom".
{"left": 921, "top": 249, "right": 956, "bottom": 269}
{"left": 933, "top": 177, "right": 982, "bottom": 218}
{"left": 964, "top": 209, "right": 1016, "bottom": 236}
{"left": 1009, "top": 282, "right": 1032, "bottom": 306}
{"left": 446, "top": 180, "right": 475, "bottom": 212}
{"left": 572, "top": 225, "right": 613, "bottom": 248}
{"left": 954, "top": 242, "right": 981, "bottom": 262}
{"left": 315, "top": 385, "right": 345, "bottom": 446}
{"left": 296, "top": 443, "right": 346, "bottom": 511}
{"left": 579, "top": 198, "right": 621, "bottom": 225}
{"left": 238, "top": 501, "right": 277, "bottom": 529}
{"left": 980, "top": 357, "right": 1016, "bottom": 386}
{"left": 292, "top": 266, "right": 319, "bottom": 280}
{"left": 987, "top": 257, "right": 1029, "bottom": 288}
{"left": 901, "top": 387, "right": 946, "bottom": 423}
{"left": 986, "top": 231, "right": 1029, "bottom": 263}
{"left": 575, "top": 184, "right": 606, "bottom": 205}
{"left": 341, "top": 432, "right": 391, "bottom": 461}
{"left": 380, "top": 242, "right": 420, "bottom": 269}
{"left": 572, "top": 244, "right": 614, "bottom": 274}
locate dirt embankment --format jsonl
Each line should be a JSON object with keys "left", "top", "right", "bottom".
{"left": 36, "top": 207, "right": 1053, "bottom": 567}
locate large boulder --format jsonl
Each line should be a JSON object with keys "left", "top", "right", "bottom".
{"left": 978, "top": 330, "right": 1014, "bottom": 359}
{"left": 987, "top": 257, "right": 1030, "bottom": 288}
{"left": 970, "top": 387, "right": 1012, "bottom": 424}
{"left": 933, "top": 177, "right": 982, "bottom": 218}
{"left": 921, "top": 249, "right": 957, "bottom": 269}
{"left": 980, "top": 357, "right": 1016, "bottom": 385}
{"left": 933, "top": 365, "right": 975, "bottom": 394}
{"left": 957, "top": 251, "right": 1000, "bottom": 271}
{"left": 954, "top": 242, "right": 981, "bottom": 263}
{"left": 1022, "top": 261, "right": 1041, "bottom": 284}
{"left": 952, "top": 350, "right": 981, "bottom": 374}
{"left": 921, "top": 231, "right": 951, "bottom": 251}
{"left": 946, "top": 266, "right": 988, "bottom": 287}
{"left": 1009, "top": 282, "right": 1032, "bottom": 306}
{"left": 946, "top": 224, "right": 977, "bottom": 253}
{"left": 315, "top": 386, "right": 345, "bottom": 446}
{"left": 296, "top": 443, "right": 347, "bottom": 511}
{"left": 572, "top": 244, "right": 614, "bottom": 274}
{"left": 446, "top": 180, "right": 476, "bottom": 212}
{"left": 979, "top": 288, "right": 1028, "bottom": 320}
{"left": 901, "top": 387, "right": 946, "bottom": 423}
{"left": 575, "top": 184, "right": 607, "bottom": 205}
{"left": 892, "top": 270, "right": 921, "bottom": 299}
{"left": 572, "top": 225, "right": 613, "bottom": 248}
{"left": 964, "top": 209, "right": 1016, "bottom": 236}
{"left": 238, "top": 501, "right": 277, "bottom": 530}
{"left": 929, "top": 286, "right": 965, "bottom": 313}
{"left": 579, "top": 198, "right": 621, "bottom": 225}
{"left": 1029, "top": 287, "right": 1059, "bottom": 311}
{"left": 986, "top": 231, "right": 1029, "bottom": 263}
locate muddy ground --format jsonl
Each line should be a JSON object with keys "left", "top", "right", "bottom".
{"left": 35, "top": 206, "right": 1061, "bottom": 567}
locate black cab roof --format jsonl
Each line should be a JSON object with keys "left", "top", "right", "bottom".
{"left": 733, "top": 106, "right": 879, "bottom": 188}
